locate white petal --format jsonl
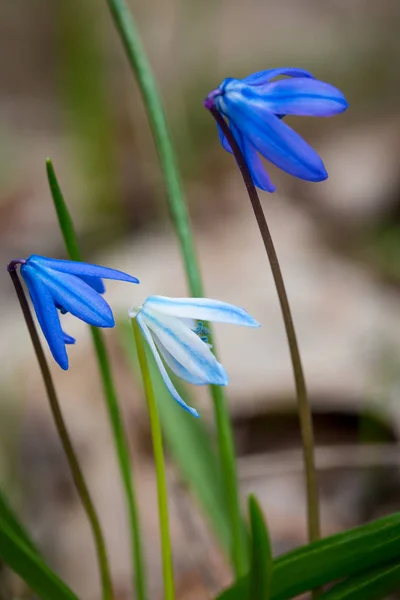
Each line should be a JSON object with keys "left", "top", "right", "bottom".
{"left": 180, "top": 317, "right": 197, "bottom": 329}
{"left": 142, "top": 308, "right": 228, "bottom": 385}
{"left": 143, "top": 296, "right": 260, "bottom": 327}
{"left": 136, "top": 313, "right": 199, "bottom": 417}
{"left": 152, "top": 332, "right": 210, "bottom": 386}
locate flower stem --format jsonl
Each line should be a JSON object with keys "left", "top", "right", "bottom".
{"left": 8, "top": 264, "right": 114, "bottom": 600}
{"left": 132, "top": 319, "right": 175, "bottom": 600}
{"left": 209, "top": 109, "right": 320, "bottom": 545}
{"left": 46, "top": 158, "right": 148, "bottom": 600}
{"left": 105, "top": 0, "right": 247, "bottom": 577}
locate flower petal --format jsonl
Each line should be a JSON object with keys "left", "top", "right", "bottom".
{"left": 144, "top": 296, "right": 260, "bottom": 327}
{"left": 217, "top": 123, "right": 233, "bottom": 153}
{"left": 79, "top": 275, "right": 106, "bottom": 294}
{"left": 259, "top": 78, "right": 348, "bottom": 116}
{"left": 21, "top": 265, "right": 69, "bottom": 369}
{"left": 224, "top": 98, "right": 327, "bottom": 181}
{"left": 152, "top": 331, "right": 209, "bottom": 385}
{"left": 63, "top": 331, "right": 76, "bottom": 344}
{"left": 142, "top": 309, "right": 228, "bottom": 385}
{"left": 231, "top": 124, "right": 276, "bottom": 192}
{"left": 136, "top": 313, "right": 199, "bottom": 417}
{"left": 32, "top": 266, "right": 114, "bottom": 327}
{"left": 243, "top": 67, "right": 315, "bottom": 86}
{"left": 27, "top": 256, "right": 139, "bottom": 284}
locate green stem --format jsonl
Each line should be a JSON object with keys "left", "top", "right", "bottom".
{"left": 105, "top": 0, "right": 247, "bottom": 576}
{"left": 210, "top": 384, "right": 247, "bottom": 572}
{"left": 106, "top": 0, "right": 201, "bottom": 297}
{"left": 132, "top": 320, "right": 175, "bottom": 600}
{"left": 89, "top": 328, "right": 147, "bottom": 599}
{"left": 46, "top": 159, "right": 148, "bottom": 600}
{"left": 210, "top": 109, "right": 320, "bottom": 545}
{"left": 8, "top": 265, "right": 113, "bottom": 600}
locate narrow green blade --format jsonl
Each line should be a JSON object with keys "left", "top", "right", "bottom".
{"left": 118, "top": 319, "right": 232, "bottom": 556}
{"left": 0, "top": 490, "right": 38, "bottom": 555}
{"left": 0, "top": 524, "right": 80, "bottom": 600}
{"left": 248, "top": 495, "right": 273, "bottom": 600}
{"left": 319, "top": 561, "right": 400, "bottom": 600}
{"left": 46, "top": 159, "right": 82, "bottom": 261}
{"left": 217, "top": 512, "right": 400, "bottom": 600}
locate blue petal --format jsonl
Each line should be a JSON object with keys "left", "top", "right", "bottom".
{"left": 32, "top": 265, "right": 115, "bottom": 327}
{"left": 243, "top": 68, "right": 315, "bottom": 86}
{"left": 79, "top": 275, "right": 106, "bottom": 294}
{"left": 63, "top": 331, "right": 76, "bottom": 345}
{"left": 21, "top": 265, "right": 69, "bottom": 370}
{"left": 259, "top": 78, "right": 348, "bottom": 116}
{"left": 136, "top": 313, "right": 199, "bottom": 417}
{"left": 143, "top": 309, "right": 228, "bottom": 385}
{"left": 231, "top": 124, "right": 276, "bottom": 192}
{"left": 152, "top": 332, "right": 208, "bottom": 385}
{"left": 144, "top": 296, "right": 260, "bottom": 328}
{"left": 26, "top": 256, "right": 139, "bottom": 285}
{"left": 217, "top": 123, "right": 233, "bottom": 153}
{"left": 224, "top": 97, "right": 327, "bottom": 181}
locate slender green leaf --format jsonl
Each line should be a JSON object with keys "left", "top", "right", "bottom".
{"left": 319, "top": 561, "right": 400, "bottom": 600}
{"left": 0, "top": 524, "right": 79, "bottom": 600}
{"left": 248, "top": 496, "right": 273, "bottom": 600}
{"left": 0, "top": 491, "right": 38, "bottom": 555}
{"left": 118, "top": 320, "right": 232, "bottom": 556}
{"left": 106, "top": 0, "right": 247, "bottom": 577}
{"left": 46, "top": 159, "right": 148, "bottom": 600}
{"left": 46, "top": 159, "right": 82, "bottom": 261}
{"left": 217, "top": 512, "right": 400, "bottom": 600}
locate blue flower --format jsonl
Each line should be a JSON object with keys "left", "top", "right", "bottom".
{"left": 129, "top": 295, "right": 260, "bottom": 417}
{"left": 204, "top": 67, "right": 348, "bottom": 191}
{"left": 20, "top": 255, "right": 139, "bottom": 370}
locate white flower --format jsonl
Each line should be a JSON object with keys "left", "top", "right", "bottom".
{"left": 129, "top": 296, "right": 260, "bottom": 417}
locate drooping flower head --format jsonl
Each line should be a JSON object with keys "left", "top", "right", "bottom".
{"left": 18, "top": 255, "right": 139, "bottom": 370}
{"left": 129, "top": 295, "right": 260, "bottom": 417}
{"left": 204, "top": 68, "right": 348, "bottom": 192}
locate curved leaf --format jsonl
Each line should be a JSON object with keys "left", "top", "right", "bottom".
{"left": 319, "top": 561, "right": 400, "bottom": 600}
{"left": 0, "top": 524, "right": 80, "bottom": 600}
{"left": 248, "top": 495, "right": 273, "bottom": 600}
{"left": 0, "top": 490, "right": 38, "bottom": 555}
{"left": 217, "top": 512, "right": 400, "bottom": 600}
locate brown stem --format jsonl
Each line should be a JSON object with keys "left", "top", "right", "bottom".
{"left": 209, "top": 109, "right": 320, "bottom": 544}
{"left": 8, "top": 264, "right": 114, "bottom": 600}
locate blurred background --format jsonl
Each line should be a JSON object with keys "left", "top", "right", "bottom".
{"left": 1, "top": 0, "right": 400, "bottom": 598}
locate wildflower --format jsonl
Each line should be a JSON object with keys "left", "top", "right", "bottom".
{"left": 129, "top": 295, "right": 260, "bottom": 417}
{"left": 19, "top": 255, "right": 139, "bottom": 370}
{"left": 204, "top": 67, "right": 348, "bottom": 191}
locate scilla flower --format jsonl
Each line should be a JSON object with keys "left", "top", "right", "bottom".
{"left": 129, "top": 295, "right": 260, "bottom": 417}
{"left": 19, "top": 255, "right": 139, "bottom": 370}
{"left": 204, "top": 67, "right": 348, "bottom": 191}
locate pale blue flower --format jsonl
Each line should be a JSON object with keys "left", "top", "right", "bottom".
{"left": 19, "top": 255, "right": 139, "bottom": 370}
{"left": 129, "top": 295, "right": 260, "bottom": 417}
{"left": 204, "top": 67, "right": 348, "bottom": 191}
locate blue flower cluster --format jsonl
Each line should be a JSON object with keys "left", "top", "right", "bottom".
{"left": 20, "top": 255, "right": 138, "bottom": 370}
{"left": 205, "top": 67, "right": 348, "bottom": 191}
{"left": 12, "top": 67, "right": 347, "bottom": 415}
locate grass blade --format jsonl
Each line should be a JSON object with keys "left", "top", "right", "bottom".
{"left": 319, "top": 561, "right": 400, "bottom": 600}
{"left": 217, "top": 512, "right": 400, "bottom": 600}
{"left": 248, "top": 495, "right": 273, "bottom": 600}
{"left": 118, "top": 319, "right": 232, "bottom": 556}
{"left": 0, "top": 523, "right": 80, "bottom": 600}
{"left": 0, "top": 490, "right": 38, "bottom": 555}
